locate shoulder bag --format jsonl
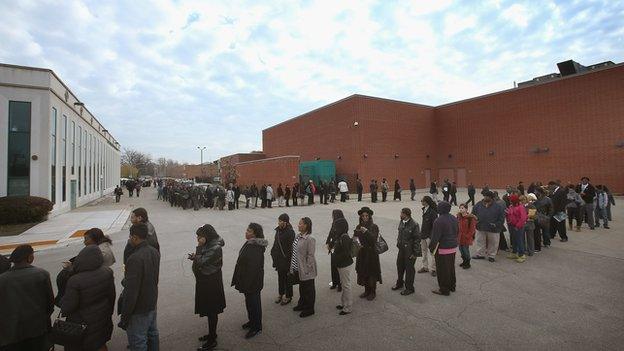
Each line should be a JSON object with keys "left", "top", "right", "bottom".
{"left": 49, "top": 311, "right": 87, "bottom": 347}
{"left": 374, "top": 232, "right": 389, "bottom": 255}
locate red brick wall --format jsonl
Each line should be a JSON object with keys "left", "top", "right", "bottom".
{"left": 236, "top": 156, "right": 300, "bottom": 187}
{"left": 219, "top": 152, "right": 265, "bottom": 183}
{"left": 263, "top": 95, "right": 436, "bottom": 190}
{"left": 434, "top": 65, "right": 624, "bottom": 193}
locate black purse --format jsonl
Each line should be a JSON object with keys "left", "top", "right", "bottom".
{"left": 49, "top": 311, "right": 87, "bottom": 347}
{"left": 375, "top": 233, "right": 389, "bottom": 255}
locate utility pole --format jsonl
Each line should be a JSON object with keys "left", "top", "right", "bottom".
{"left": 197, "top": 146, "right": 206, "bottom": 178}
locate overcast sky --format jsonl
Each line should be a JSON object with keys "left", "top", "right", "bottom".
{"left": 1, "top": 0, "right": 622, "bottom": 164}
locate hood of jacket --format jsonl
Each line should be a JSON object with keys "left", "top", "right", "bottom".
{"left": 247, "top": 238, "right": 269, "bottom": 247}
{"left": 73, "top": 244, "right": 104, "bottom": 273}
{"left": 437, "top": 201, "right": 452, "bottom": 215}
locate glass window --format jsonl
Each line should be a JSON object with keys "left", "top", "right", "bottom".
{"left": 50, "top": 107, "right": 57, "bottom": 203}
{"left": 7, "top": 101, "right": 31, "bottom": 196}
{"left": 71, "top": 121, "right": 75, "bottom": 175}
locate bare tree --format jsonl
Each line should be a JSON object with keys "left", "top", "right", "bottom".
{"left": 121, "top": 148, "right": 154, "bottom": 176}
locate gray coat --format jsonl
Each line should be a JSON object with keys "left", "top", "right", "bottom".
{"left": 0, "top": 265, "right": 54, "bottom": 347}
{"left": 292, "top": 234, "right": 317, "bottom": 281}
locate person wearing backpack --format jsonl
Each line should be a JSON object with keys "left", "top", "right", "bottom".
{"left": 392, "top": 208, "right": 421, "bottom": 296}
{"left": 331, "top": 217, "right": 353, "bottom": 315}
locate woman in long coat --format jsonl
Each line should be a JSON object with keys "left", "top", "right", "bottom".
{"left": 354, "top": 207, "right": 382, "bottom": 301}
{"left": 60, "top": 245, "right": 115, "bottom": 351}
{"left": 393, "top": 179, "right": 402, "bottom": 201}
{"left": 270, "top": 214, "right": 295, "bottom": 305}
{"left": 326, "top": 210, "right": 345, "bottom": 291}
{"left": 190, "top": 224, "right": 226, "bottom": 350}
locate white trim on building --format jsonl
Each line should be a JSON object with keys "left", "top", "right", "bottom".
{"left": 0, "top": 63, "right": 121, "bottom": 216}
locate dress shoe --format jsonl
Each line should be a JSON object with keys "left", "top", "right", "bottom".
{"left": 366, "top": 292, "right": 376, "bottom": 301}
{"left": 299, "top": 310, "right": 315, "bottom": 318}
{"left": 431, "top": 289, "right": 450, "bottom": 296}
{"left": 293, "top": 305, "right": 303, "bottom": 311}
{"left": 336, "top": 305, "right": 343, "bottom": 310}
{"left": 241, "top": 322, "right": 251, "bottom": 330}
{"left": 450, "top": 287, "right": 456, "bottom": 292}
{"left": 391, "top": 284, "right": 403, "bottom": 291}
{"left": 198, "top": 339, "right": 217, "bottom": 350}
{"left": 280, "top": 297, "right": 292, "bottom": 305}
{"left": 417, "top": 268, "right": 429, "bottom": 273}
{"left": 488, "top": 257, "right": 496, "bottom": 262}
{"left": 462, "top": 262, "right": 471, "bottom": 269}
{"left": 198, "top": 334, "right": 217, "bottom": 342}
{"left": 339, "top": 311, "right": 351, "bottom": 315}
{"left": 560, "top": 238, "right": 568, "bottom": 242}
{"left": 245, "top": 329, "right": 262, "bottom": 339}
{"left": 400, "top": 289, "right": 414, "bottom": 296}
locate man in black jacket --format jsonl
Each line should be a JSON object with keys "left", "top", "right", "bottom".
{"left": 467, "top": 183, "right": 476, "bottom": 206}
{"left": 119, "top": 223, "right": 161, "bottom": 350}
{"left": 356, "top": 179, "right": 363, "bottom": 202}
{"left": 576, "top": 177, "right": 596, "bottom": 230}
{"left": 449, "top": 182, "right": 458, "bottom": 206}
{"left": 392, "top": 208, "right": 421, "bottom": 296}
{"left": 549, "top": 181, "right": 569, "bottom": 242}
{"left": 0, "top": 245, "right": 54, "bottom": 351}
{"left": 409, "top": 179, "right": 416, "bottom": 201}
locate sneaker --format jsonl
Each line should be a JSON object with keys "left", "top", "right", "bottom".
{"left": 516, "top": 255, "right": 526, "bottom": 263}
{"left": 507, "top": 253, "right": 518, "bottom": 259}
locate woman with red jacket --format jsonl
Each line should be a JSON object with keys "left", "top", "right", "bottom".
{"left": 506, "top": 194, "right": 529, "bottom": 263}
{"left": 457, "top": 203, "right": 477, "bottom": 269}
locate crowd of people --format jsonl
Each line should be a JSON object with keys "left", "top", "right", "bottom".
{"left": 0, "top": 176, "right": 616, "bottom": 350}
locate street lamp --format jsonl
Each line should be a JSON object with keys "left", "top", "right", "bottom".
{"left": 197, "top": 146, "right": 206, "bottom": 178}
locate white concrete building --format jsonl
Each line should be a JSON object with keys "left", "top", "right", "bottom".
{"left": 0, "top": 63, "right": 120, "bottom": 215}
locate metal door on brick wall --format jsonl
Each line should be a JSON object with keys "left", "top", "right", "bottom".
{"left": 456, "top": 168, "right": 467, "bottom": 187}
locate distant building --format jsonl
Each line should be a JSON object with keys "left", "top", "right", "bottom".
{"left": 233, "top": 60, "right": 624, "bottom": 193}
{"left": 0, "top": 63, "right": 121, "bottom": 215}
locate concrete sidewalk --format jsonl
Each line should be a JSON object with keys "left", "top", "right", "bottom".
{"left": 0, "top": 195, "right": 132, "bottom": 254}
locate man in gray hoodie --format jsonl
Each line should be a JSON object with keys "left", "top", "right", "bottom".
{"left": 471, "top": 191, "right": 505, "bottom": 262}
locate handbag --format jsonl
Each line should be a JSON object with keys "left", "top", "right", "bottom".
{"left": 49, "top": 311, "right": 87, "bottom": 347}
{"left": 374, "top": 233, "right": 388, "bottom": 255}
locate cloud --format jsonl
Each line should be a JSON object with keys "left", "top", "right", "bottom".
{"left": 0, "top": 0, "right": 622, "bottom": 163}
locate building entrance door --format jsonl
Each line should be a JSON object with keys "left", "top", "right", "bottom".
{"left": 424, "top": 169, "right": 431, "bottom": 188}
{"left": 70, "top": 180, "right": 77, "bottom": 210}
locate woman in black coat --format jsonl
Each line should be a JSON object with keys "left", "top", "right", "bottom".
{"left": 394, "top": 179, "right": 402, "bottom": 201}
{"left": 326, "top": 210, "right": 346, "bottom": 291}
{"left": 354, "top": 207, "right": 382, "bottom": 301}
{"left": 189, "top": 224, "right": 226, "bottom": 350}
{"left": 231, "top": 223, "right": 268, "bottom": 339}
{"left": 60, "top": 245, "right": 115, "bottom": 351}
{"left": 270, "top": 214, "right": 295, "bottom": 305}
{"left": 419, "top": 196, "right": 438, "bottom": 276}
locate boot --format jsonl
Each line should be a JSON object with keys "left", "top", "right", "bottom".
{"left": 366, "top": 285, "right": 376, "bottom": 301}
{"left": 359, "top": 287, "right": 370, "bottom": 299}
{"left": 462, "top": 260, "right": 471, "bottom": 269}
{"left": 459, "top": 259, "right": 466, "bottom": 267}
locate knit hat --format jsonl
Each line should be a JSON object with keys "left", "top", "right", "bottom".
{"left": 278, "top": 213, "right": 290, "bottom": 223}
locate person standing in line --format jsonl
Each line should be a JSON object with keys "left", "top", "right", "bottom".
{"left": 84, "top": 227, "right": 116, "bottom": 267}
{"left": 566, "top": 184, "right": 583, "bottom": 231}
{"left": 457, "top": 203, "right": 476, "bottom": 269}
{"left": 506, "top": 194, "right": 528, "bottom": 263}
{"left": 418, "top": 196, "right": 438, "bottom": 276}
{"left": 595, "top": 185, "right": 610, "bottom": 229}
{"left": 260, "top": 184, "right": 267, "bottom": 208}
{"left": 318, "top": 181, "right": 326, "bottom": 205}
{"left": 331, "top": 216, "right": 354, "bottom": 315}
{"left": 442, "top": 179, "right": 450, "bottom": 202}
{"left": 0, "top": 245, "right": 54, "bottom": 351}
{"left": 291, "top": 217, "right": 317, "bottom": 318}
{"left": 115, "top": 185, "right": 124, "bottom": 203}
{"left": 471, "top": 191, "right": 505, "bottom": 262}
{"left": 234, "top": 185, "right": 241, "bottom": 209}
{"left": 251, "top": 183, "right": 259, "bottom": 209}
{"left": 449, "top": 182, "right": 458, "bottom": 206}
{"left": 381, "top": 178, "right": 389, "bottom": 202}
{"left": 266, "top": 184, "right": 274, "bottom": 208}
{"left": 243, "top": 186, "right": 251, "bottom": 209}
{"left": 548, "top": 181, "right": 569, "bottom": 242}
{"left": 292, "top": 183, "right": 299, "bottom": 206}
{"left": 231, "top": 223, "right": 267, "bottom": 339}
{"left": 124, "top": 208, "right": 159, "bottom": 264}
{"left": 518, "top": 181, "right": 525, "bottom": 195}
{"left": 329, "top": 180, "right": 337, "bottom": 203}
{"left": 393, "top": 179, "right": 402, "bottom": 201}
{"left": 522, "top": 195, "right": 537, "bottom": 257}
{"left": 127, "top": 180, "right": 135, "bottom": 197}
{"left": 369, "top": 180, "right": 377, "bottom": 203}
{"left": 135, "top": 182, "right": 142, "bottom": 198}
{"left": 226, "top": 186, "right": 235, "bottom": 210}
{"left": 326, "top": 210, "right": 345, "bottom": 291}
{"left": 429, "top": 202, "right": 459, "bottom": 296}
{"left": 270, "top": 214, "right": 295, "bottom": 306}
{"left": 118, "top": 223, "right": 161, "bottom": 351}
{"left": 306, "top": 180, "right": 315, "bottom": 205}
{"left": 533, "top": 188, "right": 553, "bottom": 250}
{"left": 356, "top": 178, "right": 363, "bottom": 202}
{"left": 277, "top": 184, "right": 284, "bottom": 207}
{"left": 392, "top": 208, "right": 421, "bottom": 296}
{"left": 429, "top": 181, "right": 439, "bottom": 202}
{"left": 576, "top": 177, "right": 596, "bottom": 230}
{"left": 409, "top": 178, "right": 416, "bottom": 201}
{"left": 467, "top": 183, "right": 476, "bottom": 206}
{"left": 354, "top": 207, "right": 382, "bottom": 301}
{"left": 284, "top": 184, "right": 291, "bottom": 207}
{"left": 60, "top": 245, "right": 116, "bottom": 351}
{"left": 189, "top": 224, "right": 226, "bottom": 350}
{"left": 338, "top": 179, "right": 349, "bottom": 202}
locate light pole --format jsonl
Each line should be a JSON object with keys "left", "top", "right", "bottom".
{"left": 197, "top": 146, "right": 206, "bottom": 179}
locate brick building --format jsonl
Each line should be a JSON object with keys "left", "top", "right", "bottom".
{"left": 233, "top": 61, "right": 624, "bottom": 193}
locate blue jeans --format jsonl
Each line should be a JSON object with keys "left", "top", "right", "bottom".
{"left": 598, "top": 207, "right": 609, "bottom": 227}
{"left": 458, "top": 245, "right": 470, "bottom": 262}
{"left": 510, "top": 226, "right": 525, "bottom": 256}
{"left": 127, "top": 310, "right": 159, "bottom": 351}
